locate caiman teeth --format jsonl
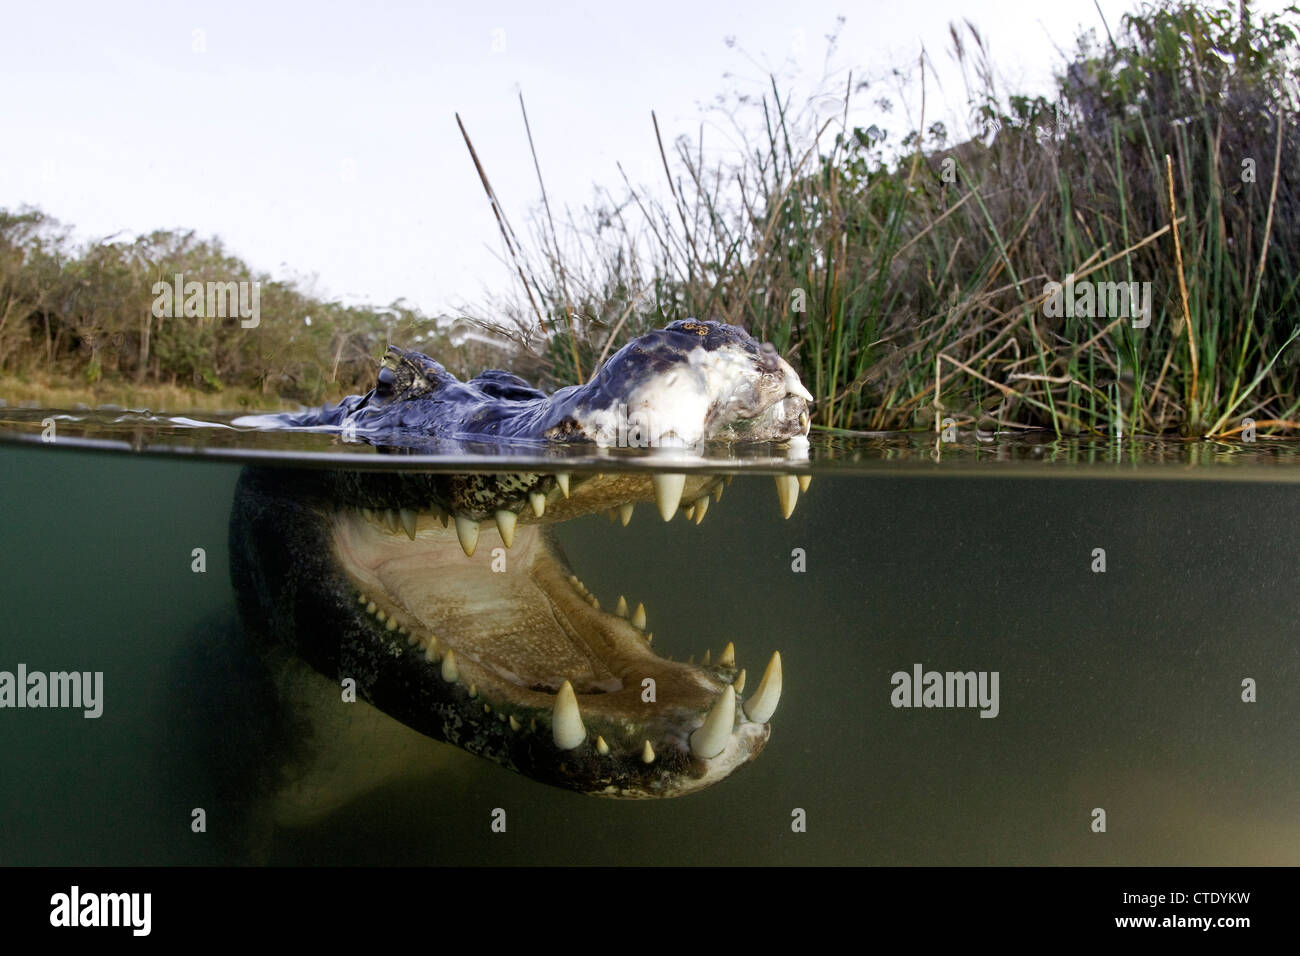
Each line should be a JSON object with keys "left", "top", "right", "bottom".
{"left": 556, "top": 473, "right": 571, "bottom": 499}
{"left": 718, "top": 641, "right": 735, "bottom": 667}
{"left": 595, "top": 735, "right": 610, "bottom": 756}
{"left": 631, "top": 603, "right": 647, "bottom": 630}
{"left": 495, "top": 509, "right": 517, "bottom": 548}
{"left": 690, "top": 684, "right": 736, "bottom": 759}
{"left": 797, "top": 474, "right": 812, "bottom": 493}
{"left": 641, "top": 740, "right": 655, "bottom": 764}
{"left": 529, "top": 491, "right": 547, "bottom": 517}
{"left": 693, "top": 495, "right": 709, "bottom": 525}
{"left": 615, "top": 595, "right": 629, "bottom": 618}
{"left": 400, "top": 507, "right": 418, "bottom": 540}
{"left": 552, "top": 679, "right": 586, "bottom": 750}
{"left": 455, "top": 515, "right": 479, "bottom": 556}
{"left": 774, "top": 475, "right": 800, "bottom": 519}
{"left": 743, "top": 651, "right": 782, "bottom": 722}
{"left": 653, "top": 473, "right": 686, "bottom": 521}
{"left": 701, "top": 649, "right": 711, "bottom": 665}
{"left": 384, "top": 508, "right": 401, "bottom": 533}
{"left": 618, "top": 503, "right": 634, "bottom": 526}
{"left": 732, "top": 668, "right": 746, "bottom": 693}
{"left": 441, "top": 649, "right": 459, "bottom": 684}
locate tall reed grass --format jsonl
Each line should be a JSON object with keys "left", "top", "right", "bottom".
{"left": 462, "top": 0, "right": 1300, "bottom": 438}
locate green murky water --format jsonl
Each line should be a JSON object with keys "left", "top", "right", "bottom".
{"left": 1, "top": 411, "right": 1297, "bottom": 864}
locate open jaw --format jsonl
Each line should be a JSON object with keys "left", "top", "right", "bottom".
{"left": 230, "top": 467, "right": 808, "bottom": 799}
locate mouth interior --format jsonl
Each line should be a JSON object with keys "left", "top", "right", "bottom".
{"left": 330, "top": 489, "right": 750, "bottom": 750}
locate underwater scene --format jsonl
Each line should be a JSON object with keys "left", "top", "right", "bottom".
{"left": 1, "top": 410, "right": 1296, "bottom": 866}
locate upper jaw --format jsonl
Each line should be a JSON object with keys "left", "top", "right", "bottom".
{"left": 566, "top": 338, "right": 814, "bottom": 447}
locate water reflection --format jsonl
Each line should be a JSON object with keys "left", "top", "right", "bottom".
{"left": 1, "top": 407, "right": 1299, "bottom": 475}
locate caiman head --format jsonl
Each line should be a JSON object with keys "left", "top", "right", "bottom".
{"left": 231, "top": 467, "right": 808, "bottom": 799}
{"left": 267, "top": 319, "right": 813, "bottom": 446}
{"left": 228, "top": 320, "right": 812, "bottom": 799}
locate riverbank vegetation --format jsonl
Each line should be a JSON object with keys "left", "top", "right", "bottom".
{"left": 3, "top": 0, "right": 1297, "bottom": 435}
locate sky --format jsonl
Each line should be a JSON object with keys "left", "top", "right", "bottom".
{"left": 0, "top": 0, "right": 1210, "bottom": 318}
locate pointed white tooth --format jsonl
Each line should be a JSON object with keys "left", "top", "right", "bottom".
{"left": 615, "top": 595, "right": 629, "bottom": 618}
{"left": 732, "top": 668, "right": 746, "bottom": 694}
{"left": 424, "top": 636, "right": 440, "bottom": 661}
{"left": 641, "top": 739, "right": 655, "bottom": 764}
{"left": 653, "top": 473, "right": 686, "bottom": 521}
{"left": 589, "top": 596, "right": 600, "bottom": 610}
{"left": 455, "top": 515, "right": 480, "bottom": 556}
{"left": 743, "top": 651, "right": 782, "bottom": 722}
{"left": 386, "top": 617, "right": 399, "bottom": 632}
{"left": 719, "top": 641, "right": 735, "bottom": 667}
{"left": 399, "top": 507, "right": 418, "bottom": 540}
{"left": 799, "top": 411, "right": 811, "bottom": 433}
{"left": 646, "top": 632, "right": 653, "bottom": 646}
{"left": 693, "top": 495, "right": 709, "bottom": 524}
{"left": 725, "top": 475, "right": 734, "bottom": 486}
{"left": 607, "top": 509, "right": 619, "bottom": 523}
{"left": 619, "top": 502, "right": 634, "bottom": 526}
{"left": 469, "top": 682, "right": 478, "bottom": 698}
{"left": 631, "top": 603, "right": 647, "bottom": 630}
{"left": 529, "top": 491, "right": 547, "bottom": 517}
{"left": 556, "top": 473, "right": 570, "bottom": 498}
{"left": 357, "top": 593, "right": 367, "bottom": 605}
{"left": 774, "top": 475, "right": 799, "bottom": 519}
{"left": 429, "top": 502, "right": 444, "bottom": 521}
{"left": 509, "top": 715, "right": 522, "bottom": 732}
{"left": 365, "top": 601, "right": 377, "bottom": 615}
{"left": 780, "top": 356, "right": 814, "bottom": 402}
{"left": 797, "top": 474, "right": 812, "bottom": 493}
{"left": 495, "top": 509, "right": 517, "bottom": 548}
{"left": 376, "top": 609, "right": 386, "bottom": 623}
{"left": 712, "top": 483, "right": 724, "bottom": 503}
{"left": 441, "top": 649, "right": 459, "bottom": 684}
{"left": 690, "top": 685, "right": 736, "bottom": 759}
{"left": 685, "top": 505, "right": 696, "bottom": 521}
{"left": 701, "top": 649, "right": 711, "bottom": 665}
{"left": 552, "top": 680, "right": 586, "bottom": 750}
{"left": 384, "top": 508, "right": 400, "bottom": 533}
{"left": 595, "top": 735, "right": 610, "bottom": 756}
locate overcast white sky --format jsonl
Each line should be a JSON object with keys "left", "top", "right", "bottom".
{"left": 0, "top": 0, "right": 1233, "bottom": 317}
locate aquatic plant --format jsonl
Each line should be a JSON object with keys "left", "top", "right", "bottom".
{"left": 466, "top": 0, "right": 1300, "bottom": 438}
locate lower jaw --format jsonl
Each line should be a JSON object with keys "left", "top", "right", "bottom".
{"left": 330, "top": 511, "right": 774, "bottom": 797}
